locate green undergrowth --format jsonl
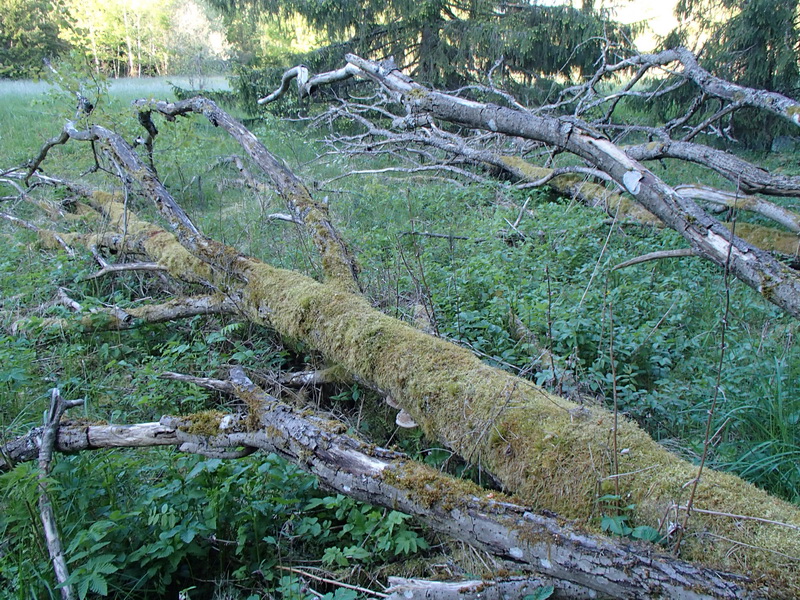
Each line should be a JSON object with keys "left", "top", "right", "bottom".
{"left": 0, "top": 218, "right": 430, "bottom": 598}
{"left": 321, "top": 177, "right": 800, "bottom": 504}
{"left": 1, "top": 450, "right": 427, "bottom": 599}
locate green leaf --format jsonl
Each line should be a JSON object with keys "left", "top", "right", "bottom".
{"left": 523, "top": 585, "right": 555, "bottom": 600}
{"left": 631, "top": 526, "right": 664, "bottom": 543}
{"left": 89, "top": 574, "right": 108, "bottom": 596}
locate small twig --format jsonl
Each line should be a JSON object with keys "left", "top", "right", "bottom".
{"left": 267, "top": 213, "right": 303, "bottom": 224}
{"left": 320, "top": 164, "right": 487, "bottom": 186}
{"left": 0, "top": 211, "right": 75, "bottom": 256}
{"left": 612, "top": 248, "right": 697, "bottom": 271}
{"left": 578, "top": 203, "right": 618, "bottom": 309}
{"left": 608, "top": 303, "right": 620, "bottom": 501}
{"left": 544, "top": 266, "right": 559, "bottom": 391}
{"left": 699, "top": 532, "right": 800, "bottom": 562}
{"left": 515, "top": 166, "right": 613, "bottom": 190}
{"left": 512, "top": 197, "right": 530, "bottom": 229}
{"left": 502, "top": 216, "right": 527, "bottom": 241}
{"left": 674, "top": 202, "right": 737, "bottom": 553}
{"left": 158, "top": 372, "right": 235, "bottom": 394}
{"left": 675, "top": 505, "right": 800, "bottom": 532}
{"left": 0, "top": 176, "right": 29, "bottom": 199}
{"left": 400, "top": 230, "right": 473, "bottom": 241}
{"left": 56, "top": 288, "right": 82, "bottom": 312}
{"left": 83, "top": 261, "right": 168, "bottom": 280}
{"left": 278, "top": 566, "right": 389, "bottom": 598}
{"left": 681, "top": 102, "right": 742, "bottom": 143}
{"left": 602, "top": 464, "right": 660, "bottom": 479}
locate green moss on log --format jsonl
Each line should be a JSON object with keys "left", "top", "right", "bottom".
{"left": 180, "top": 410, "right": 225, "bottom": 436}
{"left": 240, "top": 258, "right": 800, "bottom": 595}
{"left": 732, "top": 222, "right": 800, "bottom": 255}
{"left": 500, "top": 155, "right": 662, "bottom": 225}
{"left": 59, "top": 195, "right": 800, "bottom": 595}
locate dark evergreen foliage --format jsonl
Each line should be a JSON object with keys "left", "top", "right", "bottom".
{"left": 661, "top": 0, "right": 800, "bottom": 148}
{"left": 675, "top": 0, "right": 799, "bottom": 94}
{"left": 213, "top": 0, "right": 635, "bottom": 111}
{"left": 0, "top": 0, "right": 68, "bottom": 78}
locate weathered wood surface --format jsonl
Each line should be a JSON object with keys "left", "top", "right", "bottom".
{"left": 8, "top": 93, "right": 800, "bottom": 598}
{"left": 0, "top": 371, "right": 760, "bottom": 599}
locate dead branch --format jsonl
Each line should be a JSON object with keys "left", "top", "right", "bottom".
{"left": 258, "top": 63, "right": 360, "bottom": 105}
{"left": 318, "top": 106, "right": 661, "bottom": 224}
{"left": 135, "top": 97, "right": 361, "bottom": 291}
{"left": 37, "top": 389, "right": 84, "bottom": 600}
{"left": 319, "top": 102, "right": 800, "bottom": 253}
{"left": 12, "top": 294, "right": 238, "bottom": 334}
{"left": 321, "top": 164, "right": 490, "bottom": 186}
{"left": 346, "top": 54, "right": 800, "bottom": 319}
{"left": 385, "top": 577, "right": 579, "bottom": 600}
{"left": 603, "top": 48, "right": 800, "bottom": 128}
{"left": 0, "top": 211, "right": 75, "bottom": 256}
{"left": 675, "top": 185, "right": 800, "bottom": 233}
{"left": 624, "top": 140, "right": 800, "bottom": 198}
{"left": 612, "top": 248, "right": 698, "bottom": 271}
{"left": 0, "top": 369, "right": 763, "bottom": 599}
{"left": 83, "top": 261, "right": 168, "bottom": 280}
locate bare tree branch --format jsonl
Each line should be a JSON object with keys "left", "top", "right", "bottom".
{"left": 604, "top": 48, "right": 800, "bottom": 128}
{"left": 346, "top": 54, "right": 800, "bottom": 318}
{"left": 675, "top": 185, "right": 800, "bottom": 233}
{"left": 612, "top": 248, "right": 698, "bottom": 271}
{"left": 37, "top": 389, "right": 84, "bottom": 600}
{"left": 135, "top": 97, "right": 362, "bottom": 291}
{"left": 258, "top": 64, "right": 361, "bottom": 105}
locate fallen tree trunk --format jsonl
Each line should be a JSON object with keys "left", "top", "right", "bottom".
{"left": 11, "top": 106, "right": 800, "bottom": 597}
{"left": 264, "top": 57, "right": 800, "bottom": 290}
{"left": 0, "top": 370, "right": 761, "bottom": 599}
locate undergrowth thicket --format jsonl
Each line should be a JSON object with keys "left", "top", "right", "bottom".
{"left": 0, "top": 76, "right": 798, "bottom": 598}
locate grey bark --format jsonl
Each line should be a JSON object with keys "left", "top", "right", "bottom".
{"left": 0, "top": 371, "right": 759, "bottom": 600}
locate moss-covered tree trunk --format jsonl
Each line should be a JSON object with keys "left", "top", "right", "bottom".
{"left": 0, "top": 370, "right": 763, "bottom": 599}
